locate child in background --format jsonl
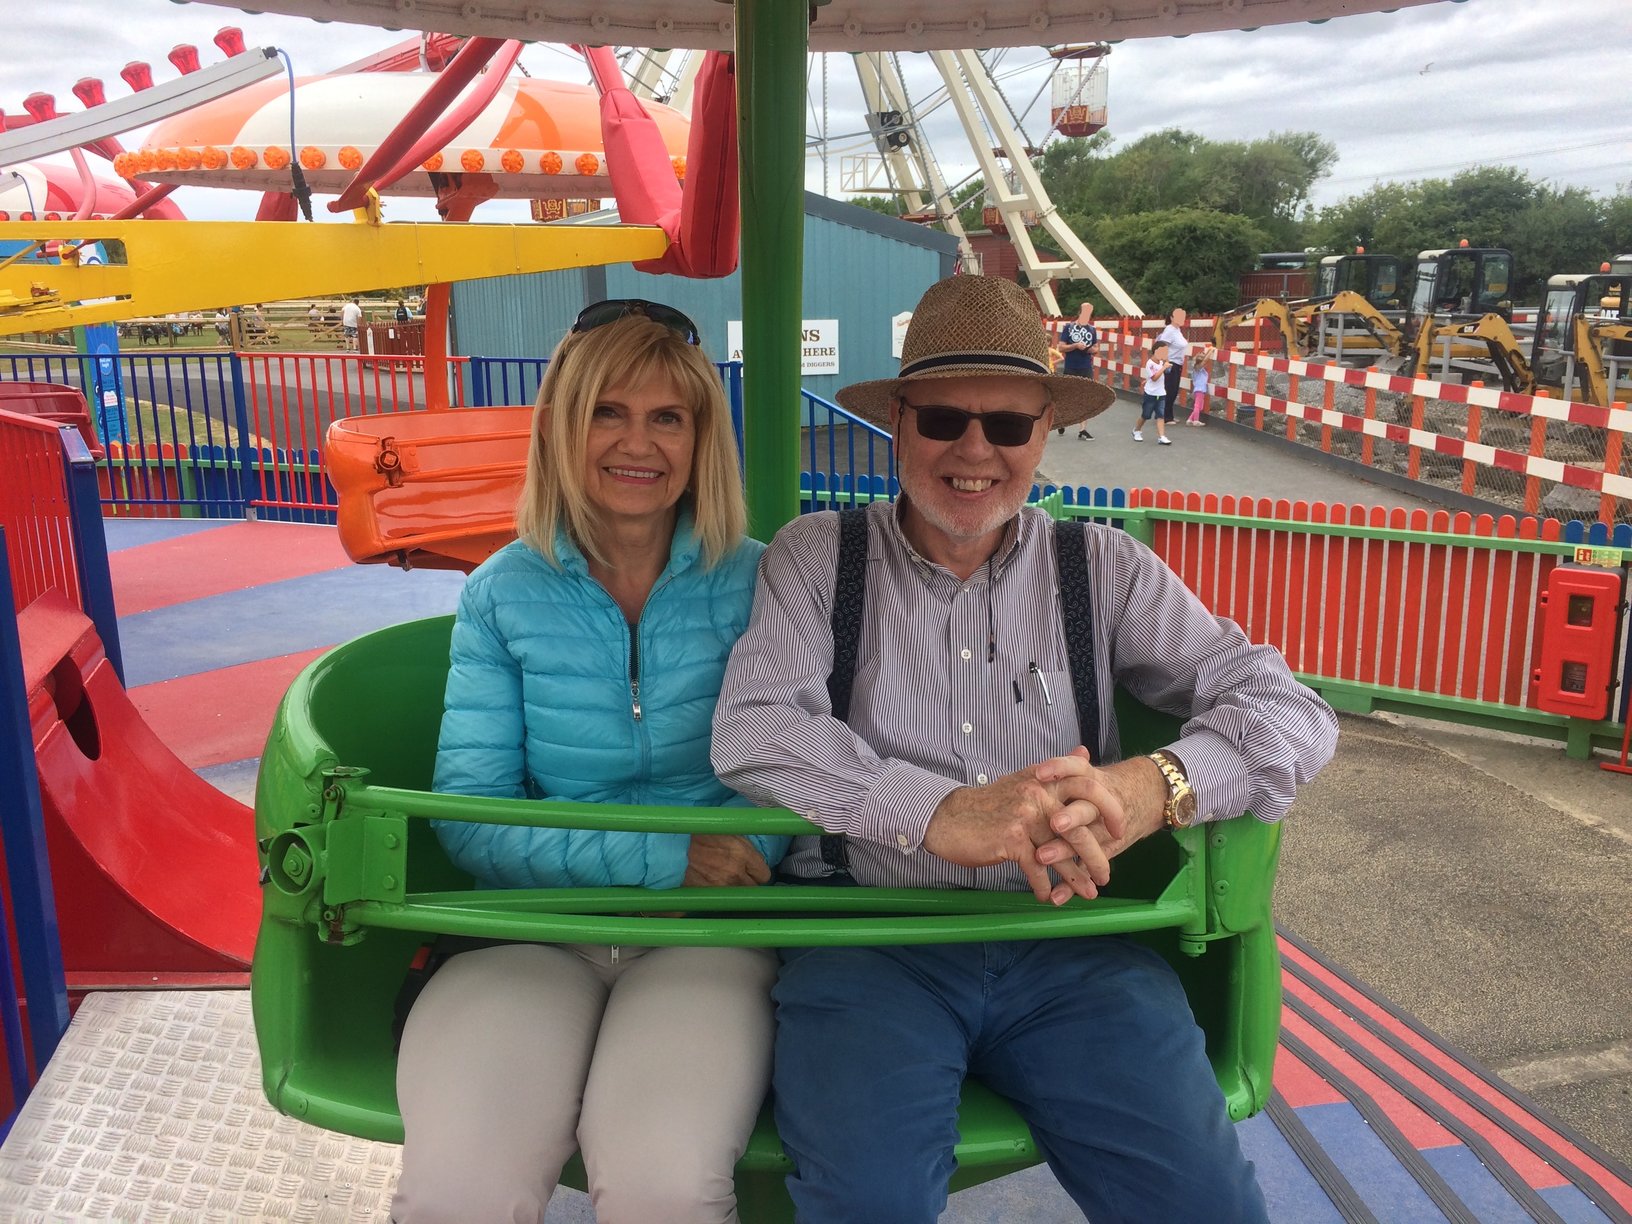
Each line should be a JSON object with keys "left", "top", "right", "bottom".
{"left": 1186, "top": 347, "right": 1213, "bottom": 426}
{"left": 1134, "top": 342, "right": 1172, "bottom": 445}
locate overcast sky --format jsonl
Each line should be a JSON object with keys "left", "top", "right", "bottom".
{"left": 1, "top": 0, "right": 1625, "bottom": 225}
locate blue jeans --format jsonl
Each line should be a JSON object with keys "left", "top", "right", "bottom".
{"left": 771, "top": 938, "right": 1268, "bottom": 1224}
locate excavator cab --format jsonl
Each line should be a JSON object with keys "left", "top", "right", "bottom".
{"left": 1407, "top": 247, "right": 1514, "bottom": 334}
{"left": 1532, "top": 272, "right": 1632, "bottom": 404}
{"left": 1314, "top": 254, "right": 1403, "bottom": 311}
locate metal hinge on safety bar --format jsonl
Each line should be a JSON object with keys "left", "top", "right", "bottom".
{"left": 374, "top": 437, "right": 418, "bottom": 486}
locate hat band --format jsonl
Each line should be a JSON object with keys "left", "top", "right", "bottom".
{"left": 898, "top": 350, "right": 1051, "bottom": 379}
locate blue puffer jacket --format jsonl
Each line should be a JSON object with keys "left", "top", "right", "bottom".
{"left": 432, "top": 509, "right": 785, "bottom": 888}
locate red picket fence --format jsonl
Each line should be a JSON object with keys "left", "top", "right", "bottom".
{"left": 1134, "top": 491, "right": 1580, "bottom": 716}
{"left": 237, "top": 352, "right": 474, "bottom": 516}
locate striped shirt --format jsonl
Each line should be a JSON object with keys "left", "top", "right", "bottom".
{"left": 712, "top": 500, "right": 1338, "bottom": 890}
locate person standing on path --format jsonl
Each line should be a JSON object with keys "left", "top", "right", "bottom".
{"left": 1135, "top": 341, "right": 1173, "bottom": 446}
{"left": 1186, "top": 347, "right": 1213, "bottom": 426}
{"left": 1055, "top": 301, "right": 1099, "bottom": 440}
{"left": 340, "top": 298, "right": 364, "bottom": 352}
{"left": 1156, "top": 308, "right": 1190, "bottom": 424}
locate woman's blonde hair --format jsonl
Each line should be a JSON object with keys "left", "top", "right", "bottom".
{"left": 516, "top": 312, "right": 746, "bottom": 568}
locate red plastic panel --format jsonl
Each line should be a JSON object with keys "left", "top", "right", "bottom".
{"left": 1532, "top": 566, "right": 1624, "bottom": 719}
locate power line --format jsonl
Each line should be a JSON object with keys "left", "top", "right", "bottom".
{"left": 1321, "top": 134, "right": 1629, "bottom": 187}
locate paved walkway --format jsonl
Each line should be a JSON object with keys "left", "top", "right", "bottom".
{"left": 1040, "top": 391, "right": 1443, "bottom": 512}
{"left": 1038, "top": 398, "right": 1632, "bottom": 1167}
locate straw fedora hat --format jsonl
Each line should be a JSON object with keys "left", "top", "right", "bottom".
{"left": 836, "top": 276, "right": 1117, "bottom": 429}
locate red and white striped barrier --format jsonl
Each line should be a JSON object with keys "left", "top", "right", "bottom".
{"left": 1072, "top": 318, "right": 1629, "bottom": 523}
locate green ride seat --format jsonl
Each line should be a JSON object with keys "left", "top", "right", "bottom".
{"left": 253, "top": 615, "right": 1283, "bottom": 1221}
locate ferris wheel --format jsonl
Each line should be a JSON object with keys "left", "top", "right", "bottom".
{"left": 615, "top": 43, "right": 1139, "bottom": 316}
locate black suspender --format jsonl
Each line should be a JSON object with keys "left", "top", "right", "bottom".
{"left": 820, "top": 508, "right": 871, "bottom": 872}
{"left": 822, "top": 510, "right": 1101, "bottom": 873}
{"left": 826, "top": 507, "right": 871, "bottom": 722}
{"left": 1050, "top": 516, "right": 1102, "bottom": 764}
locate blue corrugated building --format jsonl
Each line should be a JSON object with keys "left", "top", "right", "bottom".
{"left": 449, "top": 192, "right": 959, "bottom": 406}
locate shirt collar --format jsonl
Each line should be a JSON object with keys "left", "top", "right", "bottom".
{"left": 882, "top": 497, "right": 1030, "bottom": 584}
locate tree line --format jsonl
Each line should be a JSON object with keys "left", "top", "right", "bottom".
{"left": 849, "top": 129, "right": 1631, "bottom": 315}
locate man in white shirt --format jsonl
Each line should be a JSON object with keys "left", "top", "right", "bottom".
{"left": 714, "top": 275, "right": 1336, "bottom": 1224}
{"left": 340, "top": 299, "right": 364, "bottom": 351}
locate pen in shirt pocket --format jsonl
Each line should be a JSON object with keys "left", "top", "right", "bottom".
{"left": 1029, "top": 662, "right": 1054, "bottom": 706}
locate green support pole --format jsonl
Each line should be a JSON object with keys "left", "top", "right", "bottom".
{"left": 736, "top": 0, "right": 807, "bottom": 540}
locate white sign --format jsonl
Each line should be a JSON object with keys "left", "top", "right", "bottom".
{"left": 891, "top": 311, "right": 913, "bottom": 358}
{"left": 726, "top": 319, "right": 840, "bottom": 376}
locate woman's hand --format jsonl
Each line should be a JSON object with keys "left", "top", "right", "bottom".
{"left": 682, "top": 834, "right": 772, "bottom": 888}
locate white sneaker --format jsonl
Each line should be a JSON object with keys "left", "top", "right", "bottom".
{"left": 1157, "top": 436, "right": 1172, "bottom": 446}
{"left": 1131, "top": 430, "right": 1143, "bottom": 441}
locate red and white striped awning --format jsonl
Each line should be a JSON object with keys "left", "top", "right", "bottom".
{"left": 0, "top": 162, "right": 184, "bottom": 221}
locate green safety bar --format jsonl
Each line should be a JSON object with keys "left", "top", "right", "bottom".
{"left": 251, "top": 614, "right": 1283, "bottom": 1213}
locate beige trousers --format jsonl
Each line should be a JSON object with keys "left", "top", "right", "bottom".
{"left": 390, "top": 942, "right": 777, "bottom": 1224}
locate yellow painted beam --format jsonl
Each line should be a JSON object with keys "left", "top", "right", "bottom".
{"left": 0, "top": 221, "right": 669, "bottom": 336}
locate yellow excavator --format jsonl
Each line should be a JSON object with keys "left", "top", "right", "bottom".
{"left": 1219, "top": 245, "right": 1543, "bottom": 394}
{"left": 1214, "top": 252, "right": 1402, "bottom": 357}
{"left": 1220, "top": 246, "right": 1629, "bottom": 403}
{"left": 1529, "top": 266, "right": 1632, "bottom": 406}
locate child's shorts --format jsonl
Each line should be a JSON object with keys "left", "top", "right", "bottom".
{"left": 1141, "top": 393, "right": 1165, "bottom": 420}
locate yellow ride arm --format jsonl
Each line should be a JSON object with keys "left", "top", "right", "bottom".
{"left": 0, "top": 219, "right": 669, "bottom": 336}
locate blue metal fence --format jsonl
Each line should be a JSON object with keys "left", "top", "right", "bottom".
{"left": 0, "top": 528, "right": 73, "bottom": 1137}
{"left": 800, "top": 388, "right": 897, "bottom": 511}
{"left": 2, "top": 351, "right": 253, "bottom": 519}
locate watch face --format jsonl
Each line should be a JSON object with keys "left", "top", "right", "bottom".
{"left": 1174, "top": 792, "right": 1199, "bottom": 827}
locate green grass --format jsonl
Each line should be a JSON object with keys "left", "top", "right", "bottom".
{"left": 115, "top": 397, "right": 273, "bottom": 452}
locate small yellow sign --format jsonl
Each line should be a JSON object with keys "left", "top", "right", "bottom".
{"left": 1573, "top": 546, "right": 1628, "bottom": 568}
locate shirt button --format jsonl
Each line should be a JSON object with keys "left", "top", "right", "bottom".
{"left": 976, "top": 773, "right": 988, "bottom": 784}
{"left": 961, "top": 722, "right": 973, "bottom": 734}
{"left": 960, "top": 648, "right": 972, "bottom": 661}
{"left": 896, "top": 833, "right": 910, "bottom": 850}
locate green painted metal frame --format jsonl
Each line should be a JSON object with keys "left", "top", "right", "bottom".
{"left": 251, "top": 612, "right": 1285, "bottom": 1220}
{"left": 1057, "top": 502, "right": 1628, "bottom": 756}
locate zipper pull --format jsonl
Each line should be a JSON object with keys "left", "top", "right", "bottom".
{"left": 610, "top": 945, "right": 620, "bottom": 965}
{"left": 631, "top": 678, "right": 642, "bottom": 722}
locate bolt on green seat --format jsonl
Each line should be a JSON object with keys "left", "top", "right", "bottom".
{"left": 253, "top": 614, "right": 1283, "bottom": 1218}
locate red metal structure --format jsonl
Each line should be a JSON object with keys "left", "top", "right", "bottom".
{"left": 1, "top": 410, "right": 257, "bottom": 989}
{"left": 1533, "top": 567, "right": 1625, "bottom": 720}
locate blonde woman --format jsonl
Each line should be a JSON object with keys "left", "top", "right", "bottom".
{"left": 392, "top": 300, "right": 786, "bottom": 1224}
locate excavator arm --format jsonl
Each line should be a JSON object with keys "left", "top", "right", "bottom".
{"left": 1307, "top": 291, "right": 1406, "bottom": 358}
{"left": 1411, "top": 313, "right": 1535, "bottom": 394}
{"left": 1215, "top": 289, "right": 1406, "bottom": 361}
{"left": 1571, "top": 318, "right": 1632, "bottom": 408}
{"left": 1214, "top": 297, "right": 1307, "bottom": 355}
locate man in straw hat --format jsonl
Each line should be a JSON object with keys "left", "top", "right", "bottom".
{"left": 714, "top": 275, "right": 1336, "bottom": 1222}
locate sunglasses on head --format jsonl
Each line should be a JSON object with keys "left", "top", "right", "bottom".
{"left": 901, "top": 400, "right": 1047, "bottom": 448}
{"left": 571, "top": 299, "right": 701, "bottom": 346}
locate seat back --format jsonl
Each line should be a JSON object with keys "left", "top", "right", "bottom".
{"left": 253, "top": 616, "right": 1281, "bottom": 1189}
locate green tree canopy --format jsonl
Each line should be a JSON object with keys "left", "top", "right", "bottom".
{"left": 1064, "top": 207, "right": 1268, "bottom": 315}
{"left": 1039, "top": 128, "right": 1334, "bottom": 250}
{"left": 844, "top": 126, "right": 1628, "bottom": 309}
{"left": 1306, "top": 167, "right": 1625, "bottom": 299}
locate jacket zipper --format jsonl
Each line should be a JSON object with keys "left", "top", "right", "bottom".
{"left": 629, "top": 635, "right": 642, "bottom": 722}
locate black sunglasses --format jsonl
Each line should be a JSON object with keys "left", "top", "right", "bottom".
{"left": 901, "top": 401, "right": 1047, "bottom": 448}
{"left": 571, "top": 298, "right": 701, "bottom": 345}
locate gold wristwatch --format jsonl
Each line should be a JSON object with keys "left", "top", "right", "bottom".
{"left": 1147, "top": 750, "right": 1199, "bottom": 829}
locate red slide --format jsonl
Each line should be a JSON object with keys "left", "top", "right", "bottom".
{"left": 18, "top": 592, "right": 258, "bottom": 986}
